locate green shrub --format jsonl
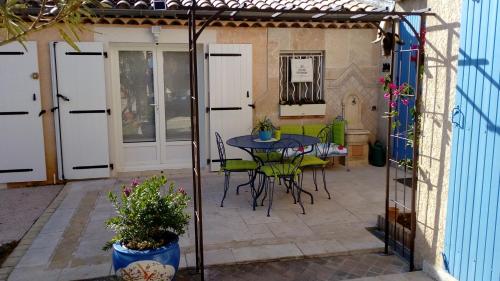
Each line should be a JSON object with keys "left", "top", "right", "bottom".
{"left": 103, "top": 176, "right": 190, "bottom": 251}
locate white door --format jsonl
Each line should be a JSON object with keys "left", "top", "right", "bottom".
{"left": 0, "top": 42, "right": 47, "bottom": 183}
{"left": 208, "top": 44, "right": 253, "bottom": 171}
{"left": 51, "top": 42, "right": 110, "bottom": 180}
{"left": 111, "top": 44, "right": 192, "bottom": 171}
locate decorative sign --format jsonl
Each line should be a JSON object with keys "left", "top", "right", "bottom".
{"left": 290, "top": 58, "right": 313, "bottom": 83}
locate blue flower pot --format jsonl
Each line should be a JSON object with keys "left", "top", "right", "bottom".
{"left": 259, "top": 130, "right": 273, "bottom": 141}
{"left": 112, "top": 237, "right": 180, "bottom": 281}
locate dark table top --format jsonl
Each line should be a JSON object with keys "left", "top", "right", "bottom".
{"left": 226, "top": 134, "right": 320, "bottom": 150}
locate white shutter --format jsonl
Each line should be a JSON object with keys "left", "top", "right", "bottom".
{"left": 208, "top": 44, "right": 253, "bottom": 171}
{"left": 0, "top": 42, "right": 47, "bottom": 183}
{"left": 51, "top": 42, "right": 110, "bottom": 180}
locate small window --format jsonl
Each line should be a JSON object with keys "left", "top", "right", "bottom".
{"left": 279, "top": 52, "right": 325, "bottom": 105}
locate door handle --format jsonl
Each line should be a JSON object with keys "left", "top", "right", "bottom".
{"left": 248, "top": 103, "right": 255, "bottom": 109}
{"left": 57, "top": 94, "right": 70, "bottom": 101}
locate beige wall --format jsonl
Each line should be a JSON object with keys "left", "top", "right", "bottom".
{"left": 397, "top": 0, "right": 462, "bottom": 273}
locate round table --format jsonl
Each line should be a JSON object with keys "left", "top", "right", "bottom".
{"left": 226, "top": 134, "right": 320, "bottom": 153}
{"left": 226, "top": 134, "right": 320, "bottom": 210}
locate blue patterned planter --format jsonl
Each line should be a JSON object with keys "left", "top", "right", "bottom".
{"left": 112, "top": 237, "right": 180, "bottom": 281}
{"left": 259, "top": 130, "right": 273, "bottom": 141}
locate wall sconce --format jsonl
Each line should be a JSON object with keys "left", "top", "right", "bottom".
{"left": 151, "top": 26, "right": 161, "bottom": 44}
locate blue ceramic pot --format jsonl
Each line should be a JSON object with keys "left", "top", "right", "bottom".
{"left": 259, "top": 130, "right": 273, "bottom": 141}
{"left": 112, "top": 237, "right": 180, "bottom": 281}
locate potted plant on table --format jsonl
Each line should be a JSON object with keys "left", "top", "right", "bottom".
{"left": 255, "top": 116, "right": 275, "bottom": 141}
{"left": 103, "top": 176, "right": 190, "bottom": 281}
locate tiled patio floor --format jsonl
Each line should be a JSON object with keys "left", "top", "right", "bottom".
{"left": 81, "top": 253, "right": 433, "bottom": 281}
{"left": 7, "top": 165, "right": 390, "bottom": 281}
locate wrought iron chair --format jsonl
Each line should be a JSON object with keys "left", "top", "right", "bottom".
{"left": 298, "top": 125, "right": 332, "bottom": 199}
{"left": 215, "top": 132, "right": 258, "bottom": 207}
{"left": 258, "top": 139, "right": 309, "bottom": 216}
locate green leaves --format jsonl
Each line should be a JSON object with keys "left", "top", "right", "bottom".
{"left": 0, "top": 0, "right": 100, "bottom": 48}
{"left": 104, "top": 175, "right": 191, "bottom": 251}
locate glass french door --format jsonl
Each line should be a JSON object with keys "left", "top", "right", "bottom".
{"left": 114, "top": 44, "right": 191, "bottom": 171}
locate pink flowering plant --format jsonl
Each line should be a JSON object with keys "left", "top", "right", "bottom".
{"left": 103, "top": 175, "right": 190, "bottom": 251}
{"left": 379, "top": 74, "right": 416, "bottom": 131}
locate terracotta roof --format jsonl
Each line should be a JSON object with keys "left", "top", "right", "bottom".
{"left": 89, "top": 0, "right": 380, "bottom": 12}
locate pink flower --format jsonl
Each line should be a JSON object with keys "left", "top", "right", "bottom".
{"left": 123, "top": 187, "right": 132, "bottom": 197}
{"left": 390, "top": 101, "right": 397, "bottom": 108}
{"left": 383, "top": 92, "right": 390, "bottom": 100}
{"left": 393, "top": 90, "right": 400, "bottom": 96}
{"left": 401, "top": 99, "right": 409, "bottom": 106}
{"left": 178, "top": 187, "right": 187, "bottom": 195}
{"left": 389, "top": 83, "right": 397, "bottom": 90}
{"left": 131, "top": 178, "right": 140, "bottom": 187}
{"left": 378, "top": 77, "right": 386, "bottom": 84}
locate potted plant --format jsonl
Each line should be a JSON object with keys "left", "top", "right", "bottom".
{"left": 255, "top": 117, "right": 275, "bottom": 141}
{"left": 103, "top": 176, "right": 190, "bottom": 281}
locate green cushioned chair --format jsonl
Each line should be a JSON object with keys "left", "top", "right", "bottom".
{"left": 331, "top": 119, "right": 349, "bottom": 171}
{"left": 215, "top": 132, "right": 258, "bottom": 207}
{"left": 303, "top": 124, "right": 327, "bottom": 139}
{"left": 258, "top": 139, "right": 311, "bottom": 216}
{"left": 297, "top": 125, "right": 332, "bottom": 199}
{"left": 280, "top": 124, "right": 303, "bottom": 135}
{"left": 254, "top": 151, "right": 282, "bottom": 163}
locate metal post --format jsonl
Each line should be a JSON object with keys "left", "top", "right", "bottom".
{"left": 384, "top": 18, "right": 397, "bottom": 255}
{"left": 409, "top": 14, "right": 426, "bottom": 272}
{"left": 188, "top": 4, "right": 205, "bottom": 280}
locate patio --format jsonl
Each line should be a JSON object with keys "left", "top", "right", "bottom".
{"left": 7, "top": 165, "right": 387, "bottom": 281}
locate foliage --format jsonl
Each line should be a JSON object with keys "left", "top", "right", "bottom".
{"left": 0, "top": 0, "right": 101, "bottom": 49}
{"left": 255, "top": 116, "right": 274, "bottom": 132}
{"left": 103, "top": 176, "right": 190, "bottom": 251}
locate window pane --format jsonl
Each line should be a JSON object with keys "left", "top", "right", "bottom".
{"left": 119, "top": 51, "right": 156, "bottom": 143}
{"left": 163, "top": 51, "right": 191, "bottom": 142}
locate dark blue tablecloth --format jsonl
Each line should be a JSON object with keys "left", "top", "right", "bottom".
{"left": 226, "top": 134, "right": 319, "bottom": 150}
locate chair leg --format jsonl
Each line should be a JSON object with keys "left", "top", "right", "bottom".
{"left": 312, "top": 168, "right": 319, "bottom": 191}
{"left": 236, "top": 170, "right": 253, "bottom": 195}
{"left": 294, "top": 179, "right": 306, "bottom": 215}
{"left": 220, "top": 172, "right": 231, "bottom": 207}
{"left": 261, "top": 177, "right": 269, "bottom": 206}
{"left": 287, "top": 178, "right": 297, "bottom": 204}
{"left": 322, "top": 167, "right": 331, "bottom": 199}
{"left": 267, "top": 179, "right": 275, "bottom": 217}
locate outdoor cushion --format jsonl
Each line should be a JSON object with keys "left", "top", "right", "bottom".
{"left": 315, "top": 143, "right": 348, "bottom": 156}
{"left": 259, "top": 164, "right": 302, "bottom": 177}
{"left": 298, "top": 155, "right": 328, "bottom": 167}
{"left": 224, "top": 160, "right": 258, "bottom": 171}
{"left": 255, "top": 151, "right": 282, "bottom": 162}
{"left": 280, "top": 124, "right": 303, "bottom": 135}
{"left": 303, "top": 124, "right": 327, "bottom": 140}
{"left": 332, "top": 120, "right": 346, "bottom": 146}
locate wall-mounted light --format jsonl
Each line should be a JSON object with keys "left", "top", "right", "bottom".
{"left": 151, "top": 26, "right": 161, "bottom": 44}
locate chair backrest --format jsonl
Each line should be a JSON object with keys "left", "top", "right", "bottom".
{"left": 316, "top": 125, "right": 333, "bottom": 159}
{"left": 332, "top": 119, "right": 346, "bottom": 145}
{"left": 303, "top": 124, "right": 327, "bottom": 138}
{"left": 215, "top": 132, "right": 227, "bottom": 168}
{"left": 270, "top": 138, "right": 304, "bottom": 177}
{"left": 280, "top": 124, "right": 303, "bottom": 135}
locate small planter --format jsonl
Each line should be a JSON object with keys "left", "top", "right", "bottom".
{"left": 280, "top": 104, "right": 326, "bottom": 117}
{"left": 259, "top": 130, "right": 273, "bottom": 141}
{"left": 113, "top": 237, "right": 180, "bottom": 281}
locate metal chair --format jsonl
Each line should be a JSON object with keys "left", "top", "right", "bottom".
{"left": 258, "top": 139, "right": 310, "bottom": 216}
{"left": 215, "top": 132, "right": 258, "bottom": 207}
{"left": 298, "top": 125, "right": 332, "bottom": 199}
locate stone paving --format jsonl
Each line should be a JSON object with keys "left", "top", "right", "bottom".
{"left": 5, "top": 165, "right": 390, "bottom": 281}
{"left": 0, "top": 185, "right": 63, "bottom": 246}
{"left": 80, "top": 253, "right": 433, "bottom": 281}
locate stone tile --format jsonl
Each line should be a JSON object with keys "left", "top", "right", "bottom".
{"left": 266, "top": 221, "right": 313, "bottom": 238}
{"left": 58, "top": 263, "right": 111, "bottom": 281}
{"left": 231, "top": 243, "right": 303, "bottom": 262}
{"left": 7, "top": 267, "right": 61, "bottom": 281}
{"left": 29, "top": 231, "right": 64, "bottom": 250}
{"left": 187, "top": 248, "right": 236, "bottom": 266}
{"left": 296, "top": 239, "right": 348, "bottom": 256}
{"left": 16, "top": 247, "right": 54, "bottom": 268}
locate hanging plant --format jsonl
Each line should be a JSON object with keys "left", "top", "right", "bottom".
{"left": 379, "top": 74, "right": 414, "bottom": 128}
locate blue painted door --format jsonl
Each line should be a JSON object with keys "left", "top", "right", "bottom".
{"left": 392, "top": 16, "right": 420, "bottom": 161}
{"left": 444, "top": 0, "right": 500, "bottom": 280}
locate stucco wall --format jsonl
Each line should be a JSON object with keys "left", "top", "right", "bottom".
{"left": 397, "top": 0, "right": 462, "bottom": 272}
